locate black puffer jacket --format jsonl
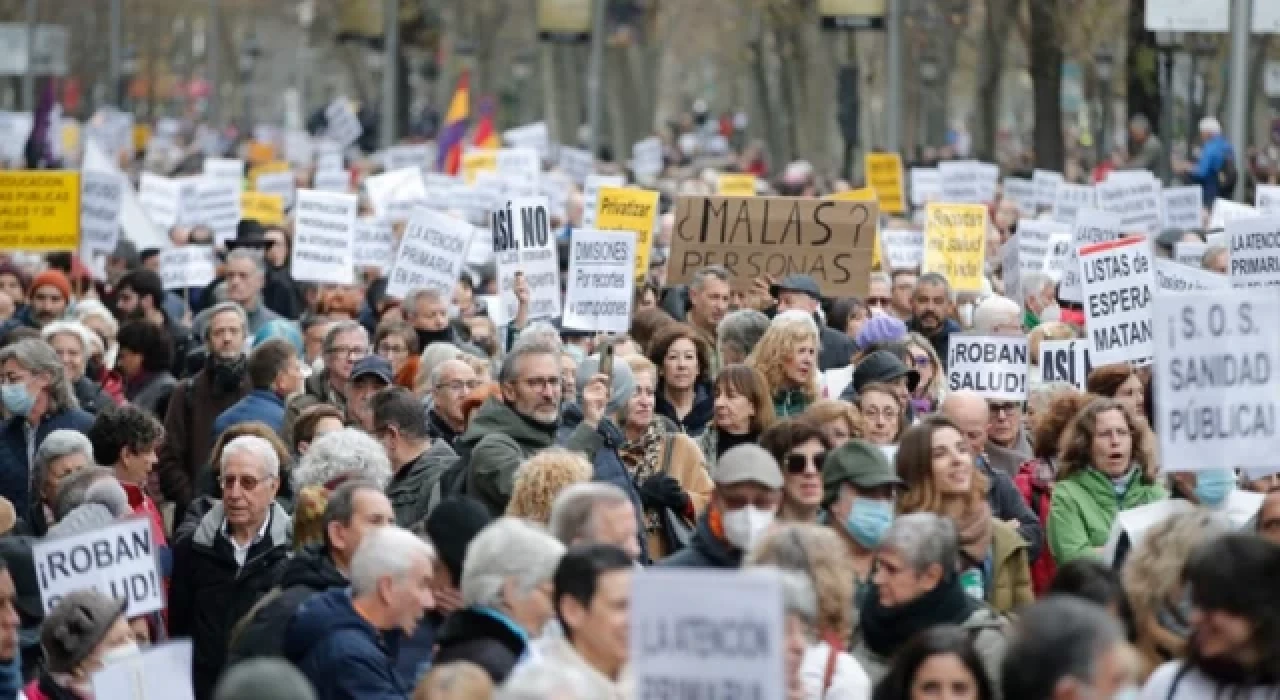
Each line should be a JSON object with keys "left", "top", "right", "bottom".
{"left": 433, "top": 607, "right": 529, "bottom": 684}
{"left": 658, "top": 511, "right": 742, "bottom": 569}
{"left": 227, "top": 544, "right": 346, "bottom": 664}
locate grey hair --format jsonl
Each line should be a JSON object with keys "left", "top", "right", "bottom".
{"left": 746, "top": 566, "right": 818, "bottom": 629}
{"left": 514, "top": 321, "right": 564, "bottom": 354}
{"left": 73, "top": 299, "right": 118, "bottom": 339}
{"left": 349, "top": 525, "right": 436, "bottom": 597}
{"left": 220, "top": 435, "right": 281, "bottom": 479}
{"left": 972, "top": 295, "right": 1022, "bottom": 334}
{"left": 0, "top": 339, "right": 78, "bottom": 412}
{"left": 1001, "top": 596, "right": 1125, "bottom": 699}
{"left": 403, "top": 288, "right": 446, "bottom": 314}
{"left": 226, "top": 247, "right": 266, "bottom": 275}
{"left": 1019, "top": 272, "right": 1054, "bottom": 301}
{"left": 40, "top": 321, "right": 92, "bottom": 353}
{"left": 881, "top": 512, "right": 958, "bottom": 576}
{"left": 293, "top": 428, "right": 393, "bottom": 490}
{"left": 548, "top": 482, "right": 633, "bottom": 546}
{"left": 420, "top": 342, "right": 461, "bottom": 374}
{"left": 461, "top": 517, "right": 566, "bottom": 609}
{"left": 33, "top": 430, "right": 94, "bottom": 498}
{"left": 717, "top": 309, "right": 770, "bottom": 361}
{"left": 428, "top": 358, "right": 472, "bottom": 390}
{"left": 205, "top": 301, "right": 249, "bottom": 340}
{"left": 1028, "top": 381, "right": 1077, "bottom": 416}
{"left": 916, "top": 272, "right": 957, "bottom": 302}
{"left": 689, "top": 265, "right": 729, "bottom": 292}
{"left": 323, "top": 320, "right": 368, "bottom": 355}
{"left": 497, "top": 662, "right": 595, "bottom": 700}
{"left": 53, "top": 467, "right": 123, "bottom": 520}
{"left": 499, "top": 339, "right": 561, "bottom": 384}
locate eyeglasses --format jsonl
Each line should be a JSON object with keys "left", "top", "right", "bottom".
{"left": 866, "top": 297, "right": 891, "bottom": 308}
{"left": 910, "top": 355, "right": 931, "bottom": 368}
{"left": 436, "top": 380, "right": 483, "bottom": 394}
{"left": 221, "top": 473, "right": 272, "bottom": 491}
{"left": 785, "top": 453, "right": 826, "bottom": 474}
{"left": 988, "top": 402, "right": 1022, "bottom": 416}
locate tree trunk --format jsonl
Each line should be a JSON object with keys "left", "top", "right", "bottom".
{"left": 974, "top": 0, "right": 1014, "bottom": 161}
{"left": 1029, "top": 0, "right": 1065, "bottom": 171}
{"left": 1125, "top": 0, "right": 1163, "bottom": 137}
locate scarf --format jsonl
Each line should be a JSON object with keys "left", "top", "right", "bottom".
{"left": 950, "top": 501, "right": 994, "bottom": 566}
{"left": 860, "top": 574, "right": 979, "bottom": 658}
{"left": 619, "top": 420, "right": 667, "bottom": 533}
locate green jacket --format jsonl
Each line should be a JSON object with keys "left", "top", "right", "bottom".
{"left": 1048, "top": 467, "right": 1166, "bottom": 565}
{"left": 773, "top": 388, "right": 811, "bottom": 418}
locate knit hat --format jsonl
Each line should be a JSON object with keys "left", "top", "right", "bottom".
{"left": 822, "top": 439, "right": 903, "bottom": 506}
{"left": 425, "top": 497, "right": 493, "bottom": 586}
{"left": 40, "top": 590, "right": 127, "bottom": 673}
{"left": 855, "top": 315, "right": 908, "bottom": 350}
{"left": 30, "top": 269, "right": 71, "bottom": 302}
{"left": 214, "top": 659, "right": 318, "bottom": 700}
{"left": 576, "top": 354, "right": 635, "bottom": 417}
{"left": 715, "top": 444, "right": 783, "bottom": 489}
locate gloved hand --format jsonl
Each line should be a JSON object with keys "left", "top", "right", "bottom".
{"left": 638, "top": 474, "right": 687, "bottom": 512}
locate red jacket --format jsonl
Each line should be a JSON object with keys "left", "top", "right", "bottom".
{"left": 122, "top": 482, "right": 167, "bottom": 552}
{"left": 1014, "top": 457, "right": 1056, "bottom": 595}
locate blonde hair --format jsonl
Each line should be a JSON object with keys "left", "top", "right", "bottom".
{"left": 506, "top": 448, "right": 593, "bottom": 524}
{"left": 1123, "top": 510, "right": 1230, "bottom": 615}
{"left": 802, "top": 399, "right": 864, "bottom": 440}
{"left": 748, "top": 315, "right": 820, "bottom": 401}
{"left": 413, "top": 661, "right": 494, "bottom": 700}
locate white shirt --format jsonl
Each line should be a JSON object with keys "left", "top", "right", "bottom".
{"left": 800, "top": 641, "right": 872, "bottom": 700}
{"left": 1141, "top": 661, "right": 1280, "bottom": 700}
{"left": 223, "top": 512, "right": 272, "bottom": 568}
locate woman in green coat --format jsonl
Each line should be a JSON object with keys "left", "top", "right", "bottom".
{"left": 747, "top": 313, "right": 820, "bottom": 418}
{"left": 1048, "top": 397, "right": 1166, "bottom": 564}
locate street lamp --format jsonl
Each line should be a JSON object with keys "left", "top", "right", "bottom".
{"left": 1094, "top": 46, "right": 1115, "bottom": 164}
{"left": 239, "top": 32, "right": 260, "bottom": 129}
{"left": 919, "top": 55, "right": 940, "bottom": 149}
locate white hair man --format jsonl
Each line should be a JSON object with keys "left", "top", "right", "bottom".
{"left": 1176, "top": 116, "right": 1235, "bottom": 207}
{"left": 170, "top": 435, "right": 293, "bottom": 700}
{"left": 549, "top": 483, "right": 642, "bottom": 562}
{"left": 971, "top": 295, "right": 1023, "bottom": 336}
{"left": 285, "top": 526, "right": 435, "bottom": 700}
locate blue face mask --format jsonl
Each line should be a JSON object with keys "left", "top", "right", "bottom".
{"left": 1, "top": 383, "right": 33, "bottom": 417}
{"left": 844, "top": 497, "right": 894, "bottom": 549}
{"left": 1193, "top": 468, "right": 1235, "bottom": 508}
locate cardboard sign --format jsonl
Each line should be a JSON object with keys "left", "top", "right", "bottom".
{"left": 313, "top": 168, "right": 349, "bottom": 193}
{"left": 0, "top": 171, "right": 80, "bottom": 251}
{"left": 33, "top": 517, "right": 164, "bottom": 616}
{"left": 1095, "top": 176, "right": 1163, "bottom": 236}
{"left": 947, "top": 335, "right": 1029, "bottom": 400}
{"left": 582, "top": 174, "right": 626, "bottom": 229}
{"left": 1040, "top": 339, "right": 1092, "bottom": 390}
{"left": 365, "top": 167, "right": 427, "bottom": 223}
{"left": 921, "top": 203, "right": 987, "bottom": 293}
{"left": 865, "top": 152, "right": 905, "bottom": 214}
{"left": 1079, "top": 236, "right": 1155, "bottom": 366}
{"left": 387, "top": 208, "right": 475, "bottom": 300}
{"left": 1174, "top": 241, "right": 1206, "bottom": 268}
{"left": 1052, "top": 183, "right": 1095, "bottom": 225}
{"left": 159, "top": 246, "right": 217, "bottom": 290}
{"left": 671, "top": 195, "right": 878, "bottom": 297}
{"left": 1002, "top": 177, "right": 1037, "bottom": 217}
{"left": 631, "top": 569, "right": 785, "bottom": 700}
{"left": 324, "top": 98, "right": 363, "bottom": 147}
{"left": 461, "top": 150, "right": 498, "bottom": 184}
{"left": 197, "top": 178, "right": 241, "bottom": 245}
{"left": 632, "top": 137, "right": 664, "bottom": 179}
{"left": 558, "top": 146, "right": 595, "bottom": 185}
{"left": 203, "top": 157, "right": 243, "bottom": 186}
{"left": 1032, "top": 169, "right": 1064, "bottom": 211}
{"left": 240, "top": 192, "right": 284, "bottom": 226}
{"left": 880, "top": 229, "right": 924, "bottom": 270}
{"left": 717, "top": 174, "right": 757, "bottom": 197}
{"left": 1154, "top": 258, "right": 1228, "bottom": 292}
{"left": 1227, "top": 216, "right": 1280, "bottom": 288}
{"left": 1163, "top": 186, "right": 1203, "bottom": 230}
{"left": 563, "top": 228, "right": 636, "bottom": 333}
{"left": 493, "top": 197, "right": 561, "bottom": 320}
{"left": 1153, "top": 288, "right": 1280, "bottom": 472}
{"left": 255, "top": 171, "right": 295, "bottom": 210}
{"left": 353, "top": 218, "right": 395, "bottom": 271}
{"left": 1059, "top": 209, "right": 1121, "bottom": 303}
{"left": 1257, "top": 185, "right": 1280, "bottom": 215}
{"left": 910, "top": 167, "right": 941, "bottom": 207}
{"left": 92, "top": 640, "right": 195, "bottom": 700}
{"left": 595, "top": 187, "right": 659, "bottom": 283}
{"left": 79, "top": 170, "right": 122, "bottom": 257}
{"left": 291, "top": 190, "right": 357, "bottom": 285}
{"left": 1016, "top": 219, "right": 1070, "bottom": 276}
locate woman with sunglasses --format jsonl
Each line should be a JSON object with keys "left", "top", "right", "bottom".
{"left": 905, "top": 333, "right": 944, "bottom": 415}
{"left": 761, "top": 418, "right": 832, "bottom": 524}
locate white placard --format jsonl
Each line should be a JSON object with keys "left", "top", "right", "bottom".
{"left": 1002, "top": 236, "right": 1021, "bottom": 303}
{"left": 1043, "top": 233, "right": 1073, "bottom": 281}
{"left": 632, "top": 569, "right": 784, "bottom": 700}
{"left": 353, "top": 218, "right": 395, "bottom": 271}
{"left": 504, "top": 121, "right": 551, "bottom": 161}
{"left": 1163, "top": 186, "right": 1203, "bottom": 230}
{"left": 1032, "top": 169, "right": 1064, "bottom": 211}
{"left": 380, "top": 143, "right": 430, "bottom": 172}
{"left": 284, "top": 129, "right": 313, "bottom": 167}
{"left": 33, "top": 517, "right": 163, "bottom": 616}
{"left": 197, "top": 178, "right": 241, "bottom": 245}
{"left": 880, "top": 229, "right": 924, "bottom": 270}
{"left": 493, "top": 197, "right": 561, "bottom": 321}
{"left": 582, "top": 174, "right": 627, "bottom": 228}
{"left": 563, "top": 228, "right": 636, "bottom": 333}
{"left": 946, "top": 335, "right": 1029, "bottom": 401}
{"left": 1052, "top": 183, "right": 1095, "bottom": 225}
{"left": 314, "top": 139, "right": 344, "bottom": 173}
{"left": 910, "top": 167, "right": 941, "bottom": 207}
{"left": 313, "top": 168, "right": 349, "bottom": 193}
{"left": 174, "top": 176, "right": 204, "bottom": 229}
{"left": 92, "top": 640, "right": 194, "bottom": 700}
{"left": 1257, "top": 185, "right": 1280, "bottom": 215}
{"left": 159, "top": 246, "right": 217, "bottom": 290}
{"left": 1002, "top": 177, "right": 1037, "bottom": 217}
{"left": 973, "top": 162, "right": 1000, "bottom": 203}
{"left": 938, "top": 161, "right": 981, "bottom": 203}
{"left": 386, "top": 207, "right": 475, "bottom": 300}
{"left": 1039, "top": 339, "right": 1092, "bottom": 390}
{"left": 324, "top": 98, "right": 363, "bottom": 147}
{"left": 1174, "top": 241, "right": 1207, "bottom": 268}
{"left": 203, "top": 157, "right": 243, "bottom": 186}
{"left": 255, "top": 171, "right": 295, "bottom": 210}
{"left": 541, "top": 173, "right": 572, "bottom": 222}
{"left": 1210, "top": 198, "right": 1260, "bottom": 229}
{"left": 291, "top": 190, "right": 357, "bottom": 285}
{"left": 1079, "top": 236, "right": 1155, "bottom": 366}
{"left": 1145, "top": 0, "right": 1229, "bottom": 32}
{"left": 79, "top": 170, "right": 123, "bottom": 257}
{"left": 1059, "top": 209, "right": 1121, "bottom": 303}
{"left": 497, "top": 147, "right": 541, "bottom": 197}
{"left": 632, "top": 137, "right": 664, "bottom": 179}
{"left": 365, "top": 167, "right": 427, "bottom": 223}
{"left": 1155, "top": 258, "right": 1229, "bottom": 292}
{"left": 0, "top": 111, "right": 32, "bottom": 163}
{"left": 1095, "top": 175, "right": 1163, "bottom": 236}
{"left": 558, "top": 146, "right": 595, "bottom": 185}
{"left": 138, "top": 174, "right": 182, "bottom": 231}
{"left": 1227, "top": 216, "right": 1280, "bottom": 288}
{"left": 1153, "top": 288, "right": 1280, "bottom": 472}
{"left": 1017, "top": 219, "right": 1070, "bottom": 275}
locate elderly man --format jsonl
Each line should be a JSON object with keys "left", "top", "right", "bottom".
{"left": 285, "top": 526, "right": 435, "bottom": 700}
{"left": 1019, "top": 272, "right": 1059, "bottom": 328}
{"left": 404, "top": 288, "right": 478, "bottom": 355}
{"left": 940, "top": 391, "right": 1043, "bottom": 561}
{"left": 286, "top": 320, "right": 367, "bottom": 441}
{"left": 193, "top": 249, "right": 282, "bottom": 338}
{"left": 1002, "top": 597, "right": 1132, "bottom": 700}
{"left": 888, "top": 270, "right": 917, "bottom": 322}
{"left": 0, "top": 339, "right": 94, "bottom": 514}
{"left": 661, "top": 444, "right": 782, "bottom": 569}
{"left": 866, "top": 272, "right": 893, "bottom": 316}
{"left": 773, "top": 274, "right": 857, "bottom": 370}
{"left": 1179, "top": 116, "right": 1236, "bottom": 207}
{"left": 346, "top": 356, "right": 393, "bottom": 432}
{"left": 908, "top": 273, "right": 962, "bottom": 369}
{"left": 434, "top": 518, "right": 566, "bottom": 683}
{"left": 27, "top": 429, "right": 94, "bottom": 535}
{"left": 549, "top": 483, "right": 643, "bottom": 562}
{"left": 214, "top": 338, "right": 303, "bottom": 443}
{"left": 372, "top": 388, "right": 459, "bottom": 527}
{"left": 170, "top": 435, "right": 292, "bottom": 700}
{"left": 716, "top": 309, "right": 770, "bottom": 366}
{"left": 972, "top": 295, "right": 1024, "bottom": 336}
{"left": 160, "top": 302, "right": 251, "bottom": 515}
{"left": 685, "top": 265, "right": 731, "bottom": 339}
{"left": 425, "top": 358, "right": 478, "bottom": 448}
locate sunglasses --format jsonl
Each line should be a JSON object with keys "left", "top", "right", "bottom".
{"left": 866, "top": 297, "right": 891, "bottom": 307}
{"left": 786, "top": 452, "right": 826, "bottom": 474}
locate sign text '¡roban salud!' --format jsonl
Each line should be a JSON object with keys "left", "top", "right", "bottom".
{"left": 0, "top": 171, "right": 81, "bottom": 252}
{"left": 670, "top": 195, "right": 879, "bottom": 298}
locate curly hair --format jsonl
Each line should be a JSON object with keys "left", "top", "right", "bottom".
{"left": 802, "top": 399, "right": 865, "bottom": 442}
{"left": 713, "top": 364, "right": 776, "bottom": 434}
{"left": 895, "top": 416, "right": 989, "bottom": 515}
{"left": 86, "top": 404, "right": 164, "bottom": 466}
{"left": 1031, "top": 389, "right": 1091, "bottom": 460}
{"left": 759, "top": 418, "right": 831, "bottom": 466}
{"left": 1056, "top": 397, "right": 1158, "bottom": 483}
{"left": 747, "top": 315, "right": 820, "bottom": 402}
{"left": 116, "top": 319, "right": 173, "bottom": 373}
{"left": 1086, "top": 363, "right": 1143, "bottom": 401}
{"left": 647, "top": 322, "right": 714, "bottom": 387}
{"left": 506, "top": 447, "right": 592, "bottom": 524}
{"left": 1123, "top": 510, "right": 1230, "bottom": 617}
{"left": 747, "top": 523, "right": 856, "bottom": 642}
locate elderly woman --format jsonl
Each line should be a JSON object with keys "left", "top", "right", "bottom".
{"left": 896, "top": 417, "right": 1033, "bottom": 614}
{"left": 803, "top": 399, "right": 863, "bottom": 450}
{"left": 24, "top": 590, "right": 137, "bottom": 700}
{"left": 26, "top": 429, "right": 94, "bottom": 535}
{"left": 434, "top": 517, "right": 566, "bottom": 684}
{"left": 506, "top": 447, "right": 592, "bottom": 524}
{"left": 43, "top": 321, "right": 115, "bottom": 415}
{"left": 0, "top": 339, "right": 94, "bottom": 514}
{"left": 760, "top": 419, "right": 831, "bottom": 525}
{"left": 851, "top": 513, "right": 1009, "bottom": 685}
{"left": 856, "top": 383, "right": 906, "bottom": 449}
{"left": 749, "top": 313, "right": 821, "bottom": 418}
{"left": 971, "top": 295, "right": 1023, "bottom": 336}
{"left": 647, "top": 324, "right": 716, "bottom": 436}
{"left": 717, "top": 309, "right": 771, "bottom": 367}
{"left": 289, "top": 427, "right": 394, "bottom": 549}
{"left": 73, "top": 299, "right": 119, "bottom": 371}
{"left": 695, "top": 364, "right": 776, "bottom": 477}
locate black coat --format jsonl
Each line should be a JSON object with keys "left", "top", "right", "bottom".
{"left": 819, "top": 325, "right": 858, "bottom": 371}
{"left": 168, "top": 501, "right": 292, "bottom": 700}
{"left": 658, "top": 511, "right": 742, "bottom": 569}
{"left": 227, "top": 544, "right": 346, "bottom": 664}
{"left": 432, "top": 607, "right": 528, "bottom": 684}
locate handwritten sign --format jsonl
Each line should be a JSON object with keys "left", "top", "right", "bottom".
{"left": 865, "top": 152, "right": 905, "bottom": 214}
{"left": 921, "top": 203, "right": 987, "bottom": 292}
{"left": 564, "top": 228, "right": 636, "bottom": 333}
{"left": 594, "top": 187, "right": 659, "bottom": 283}
{"left": 387, "top": 208, "right": 474, "bottom": 300}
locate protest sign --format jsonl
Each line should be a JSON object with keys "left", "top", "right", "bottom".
{"left": 380, "top": 143, "right": 431, "bottom": 172}
{"left": 196, "top": 178, "right": 241, "bottom": 245}
{"left": 947, "top": 336, "right": 1029, "bottom": 400}
{"left": 79, "top": 170, "right": 122, "bottom": 258}
{"left": 1042, "top": 233, "right": 1073, "bottom": 280}
{"left": 541, "top": 173, "right": 573, "bottom": 221}
{"left": 1002, "top": 236, "right": 1022, "bottom": 304}
{"left": 1210, "top": 198, "right": 1260, "bottom": 229}
{"left": 324, "top": 98, "right": 363, "bottom": 147}
{"left": 33, "top": 517, "right": 163, "bottom": 615}
{"left": 1052, "top": 183, "right": 1094, "bottom": 225}
{"left": 353, "top": 218, "right": 395, "bottom": 272}
{"left": 865, "top": 152, "right": 905, "bottom": 214}
{"left": 1016, "top": 219, "right": 1070, "bottom": 276}
{"left": 159, "top": 246, "right": 216, "bottom": 290}
{"left": 248, "top": 160, "right": 290, "bottom": 187}
{"left": 595, "top": 187, "right": 658, "bottom": 283}
{"left": 255, "top": 171, "right": 295, "bottom": 210}
{"left": 1163, "top": 186, "right": 1203, "bottom": 230}
{"left": 387, "top": 208, "right": 474, "bottom": 300}
{"left": 1079, "top": 236, "right": 1156, "bottom": 366}
{"left": 1258, "top": 185, "right": 1280, "bottom": 215}
{"left": 461, "top": 150, "right": 498, "bottom": 183}
{"left": 1155, "top": 258, "right": 1228, "bottom": 292}
{"left": 1032, "top": 169, "right": 1064, "bottom": 211}
{"left": 563, "top": 228, "right": 636, "bottom": 333}
{"left": 974, "top": 162, "right": 1000, "bottom": 203}
{"left": 921, "top": 203, "right": 987, "bottom": 292}
{"left": 504, "top": 121, "right": 551, "bottom": 161}
{"left": 313, "top": 168, "right": 349, "bottom": 193}
{"left": 314, "top": 140, "right": 344, "bottom": 173}
{"left": 291, "top": 190, "right": 357, "bottom": 285}
{"left": 558, "top": 147, "right": 595, "bottom": 185}
{"left": 717, "top": 174, "right": 757, "bottom": 197}
{"left": 1227, "top": 216, "right": 1280, "bottom": 288}
{"left": 582, "top": 174, "right": 626, "bottom": 229}
{"left": 240, "top": 192, "right": 284, "bottom": 226}
{"left": 203, "top": 157, "right": 243, "bottom": 186}
{"left": 631, "top": 569, "right": 784, "bottom": 700}
{"left": 1002, "top": 177, "right": 1037, "bottom": 217}
{"left": 1174, "top": 241, "right": 1207, "bottom": 268}
{"left": 284, "top": 129, "right": 313, "bottom": 167}
{"left": 493, "top": 197, "right": 561, "bottom": 320}
{"left": 1059, "top": 209, "right": 1121, "bottom": 303}
{"left": 92, "top": 640, "right": 195, "bottom": 700}
{"left": 1153, "top": 288, "right": 1280, "bottom": 472}
{"left": 0, "top": 171, "right": 79, "bottom": 251}
{"left": 938, "top": 160, "right": 982, "bottom": 203}
{"left": 174, "top": 176, "right": 204, "bottom": 229}
{"left": 1040, "top": 339, "right": 1093, "bottom": 390}
{"left": 909, "top": 167, "right": 941, "bottom": 207}
{"left": 497, "top": 147, "right": 541, "bottom": 197}
{"left": 1095, "top": 175, "right": 1163, "bottom": 236}
{"left": 632, "top": 137, "right": 664, "bottom": 179}
{"left": 365, "top": 167, "right": 427, "bottom": 223}
{"left": 671, "top": 195, "right": 878, "bottom": 297}
{"left": 880, "top": 229, "right": 924, "bottom": 271}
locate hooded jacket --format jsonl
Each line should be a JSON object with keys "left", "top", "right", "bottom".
{"left": 658, "top": 511, "right": 741, "bottom": 569}
{"left": 284, "top": 588, "right": 409, "bottom": 700}
{"left": 432, "top": 607, "right": 529, "bottom": 684}
{"left": 1047, "top": 467, "right": 1167, "bottom": 565}
{"left": 228, "top": 544, "right": 348, "bottom": 664}
{"left": 387, "top": 439, "right": 458, "bottom": 528}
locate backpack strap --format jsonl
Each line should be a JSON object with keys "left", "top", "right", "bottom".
{"left": 1166, "top": 662, "right": 1193, "bottom": 700}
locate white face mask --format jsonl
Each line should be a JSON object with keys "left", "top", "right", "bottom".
{"left": 721, "top": 506, "right": 774, "bottom": 551}
{"left": 101, "top": 641, "right": 140, "bottom": 664}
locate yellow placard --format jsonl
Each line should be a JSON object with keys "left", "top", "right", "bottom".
{"left": 921, "top": 202, "right": 987, "bottom": 292}
{"left": 241, "top": 192, "right": 285, "bottom": 226}
{"left": 0, "top": 171, "right": 80, "bottom": 251}
{"left": 827, "top": 188, "right": 882, "bottom": 270}
{"left": 247, "top": 141, "right": 277, "bottom": 165}
{"left": 595, "top": 187, "right": 659, "bottom": 283}
{"left": 131, "top": 125, "right": 151, "bottom": 153}
{"left": 716, "top": 174, "right": 757, "bottom": 197}
{"left": 249, "top": 161, "right": 291, "bottom": 188}
{"left": 462, "top": 150, "right": 499, "bottom": 184}
{"left": 865, "top": 152, "right": 905, "bottom": 214}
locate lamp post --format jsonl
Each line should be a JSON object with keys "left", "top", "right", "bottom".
{"left": 239, "top": 32, "right": 260, "bottom": 131}
{"left": 1155, "top": 31, "right": 1179, "bottom": 183}
{"left": 918, "top": 54, "right": 940, "bottom": 150}
{"left": 1094, "top": 46, "right": 1115, "bottom": 165}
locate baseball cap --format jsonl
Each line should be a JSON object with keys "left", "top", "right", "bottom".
{"left": 350, "top": 355, "right": 393, "bottom": 385}
{"left": 715, "top": 444, "right": 783, "bottom": 490}
{"left": 853, "top": 351, "right": 920, "bottom": 395}
{"left": 822, "top": 439, "right": 903, "bottom": 506}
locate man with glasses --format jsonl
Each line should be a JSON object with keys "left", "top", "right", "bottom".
{"left": 372, "top": 388, "right": 460, "bottom": 527}
{"left": 171, "top": 435, "right": 292, "bottom": 700}
{"left": 426, "top": 359, "right": 479, "bottom": 448}
{"left": 285, "top": 320, "right": 368, "bottom": 444}
{"left": 866, "top": 272, "right": 893, "bottom": 316}
{"left": 888, "top": 270, "right": 917, "bottom": 322}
